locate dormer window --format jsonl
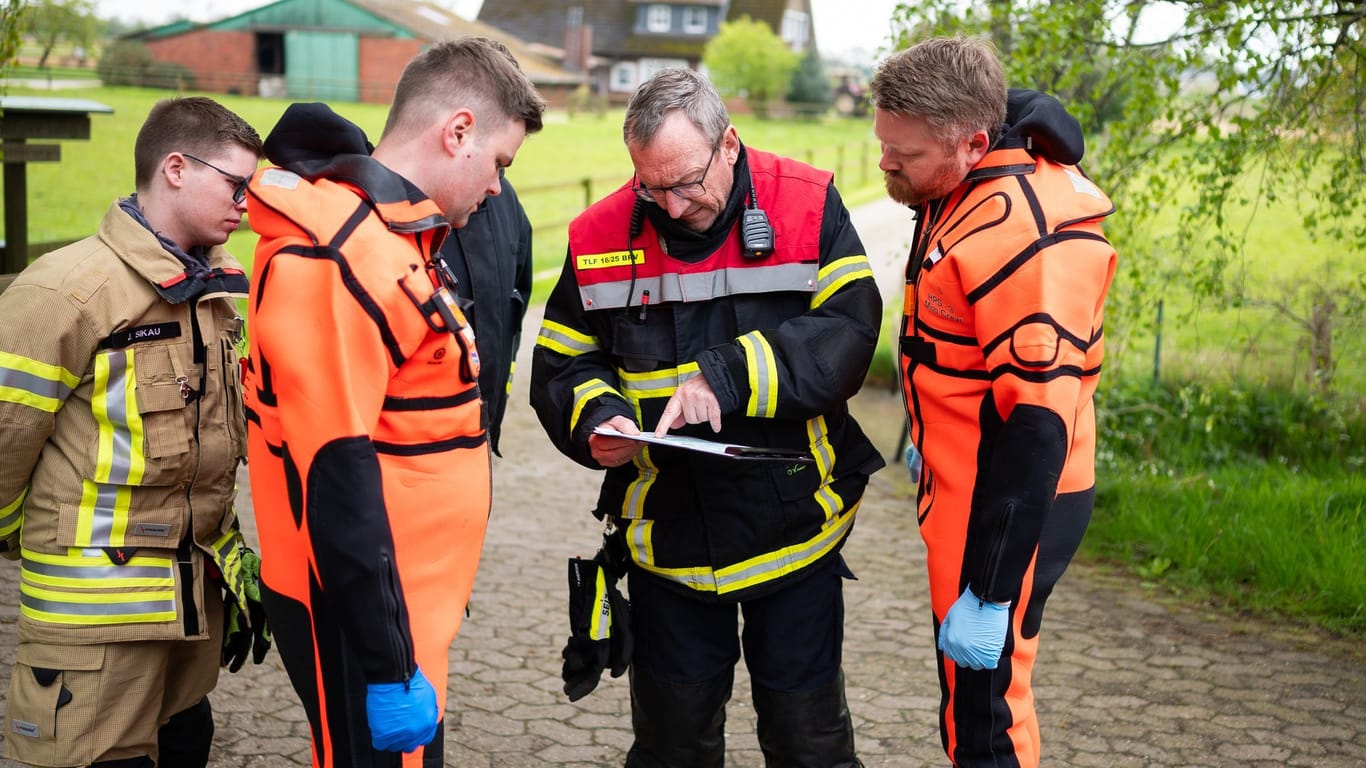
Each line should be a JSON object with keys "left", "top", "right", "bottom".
{"left": 682, "top": 6, "right": 707, "bottom": 34}
{"left": 646, "top": 4, "right": 672, "bottom": 33}
{"left": 780, "top": 8, "right": 810, "bottom": 49}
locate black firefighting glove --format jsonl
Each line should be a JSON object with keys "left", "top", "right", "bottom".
{"left": 562, "top": 548, "right": 633, "bottom": 701}
{"left": 222, "top": 547, "right": 272, "bottom": 672}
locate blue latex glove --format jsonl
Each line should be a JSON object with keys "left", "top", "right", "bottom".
{"left": 904, "top": 444, "right": 923, "bottom": 485}
{"left": 366, "top": 666, "right": 439, "bottom": 753}
{"left": 937, "top": 585, "right": 1010, "bottom": 670}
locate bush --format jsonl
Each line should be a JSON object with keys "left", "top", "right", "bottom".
{"left": 96, "top": 40, "right": 195, "bottom": 90}
{"left": 1096, "top": 377, "right": 1366, "bottom": 472}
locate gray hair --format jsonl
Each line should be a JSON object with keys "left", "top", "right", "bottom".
{"left": 871, "top": 37, "right": 1006, "bottom": 148}
{"left": 623, "top": 68, "right": 730, "bottom": 149}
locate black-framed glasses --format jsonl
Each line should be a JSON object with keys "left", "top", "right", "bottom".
{"left": 183, "top": 153, "right": 249, "bottom": 204}
{"left": 632, "top": 143, "right": 720, "bottom": 203}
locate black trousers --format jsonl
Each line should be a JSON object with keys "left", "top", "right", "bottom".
{"left": 628, "top": 554, "right": 850, "bottom": 689}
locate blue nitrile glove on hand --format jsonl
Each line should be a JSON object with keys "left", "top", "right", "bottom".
{"left": 938, "top": 585, "right": 1010, "bottom": 670}
{"left": 366, "top": 666, "right": 439, "bottom": 753}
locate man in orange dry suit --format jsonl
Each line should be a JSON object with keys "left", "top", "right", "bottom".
{"left": 530, "top": 68, "right": 884, "bottom": 767}
{"left": 871, "top": 38, "right": 1117, "bottom": 767}
{"left": 0, "top": 97, "right": 264, "bottom": 768}
{"left": 242, "top": 38, "right": 545, "bottom": 767}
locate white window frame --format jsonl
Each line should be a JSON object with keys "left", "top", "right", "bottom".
{"left": 639, "top": 57, "right": 688, "bottom": 83}
{"left": 682, "top": 6, "right": 707, "bottom": 35}
{"left": 780, "top": 9, "right": 810, "bottom": 50}
{"left": 646, "top": 4, "right": 672, "bottom": 33}
{"left": 610, "top": 61, "right": 639, "bottom": 92}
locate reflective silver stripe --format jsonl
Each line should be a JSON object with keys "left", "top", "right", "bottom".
{"left": 811, "top": 255, "right": 876, "bottom": 308}
{"left": 536, "top": 320, "right": 599, "bottom": 357}
{"left": 618, "top": 365, "right": 700, "bottom": 400}
{"left": 94, "top": 349, "right": 138, "bottom": 486}
{"left": 579, "top": 262, "right": 819, "bottom": 310}
{"left": 0, "top": 351, "right": 80, "bottom": 413}
{"left": 80, "top": 481, "right": 123, "bottom": 546}
{"left": 627, "top": 503, "right": 858, "bottom": 596}
{"left": 570, "top": 378, "right": 620, "bottom": 432}
{"left": 0, "top": 367, "right": 71, "bottom": 407}
{"left": 22, "top": 557, "right": 174, "bottom": 582}
{"left": 806, "top": 416, "right": 842, "bottom": 519}
{"left": 21, "top": 591, "right": 176, "bottom": 617}
{"left": 739, "top": 332, "right": 778, "bottom": 418}
{"left": 0, "top": 487, "right": 26, "bottom": 537}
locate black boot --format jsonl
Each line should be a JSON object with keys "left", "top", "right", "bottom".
{"left": 624, "top": 667, "right": 732, "bottom": 768}
{"left": 753, "top": 670, "right": 862, "bottom": 768}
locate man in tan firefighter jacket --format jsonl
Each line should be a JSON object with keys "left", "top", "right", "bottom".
{"left": 872, "top": 39, "right": 1118, "bottom": 767}
{"left": 0, "top": 98, "right": 265, "bottom": 767}
{"left": 530, "top": 68, "right": 885, "bottom": 767}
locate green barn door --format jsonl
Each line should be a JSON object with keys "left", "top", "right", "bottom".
{"left": 285, "top": 30, "right": 359, "bottom": 101}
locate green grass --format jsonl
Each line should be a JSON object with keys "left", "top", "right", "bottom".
{"left": 1088, "top": 464, "right": 1366, "bottom": 636}
{"left": 1091, "top": 378, "right": 1365, "bottom": 638}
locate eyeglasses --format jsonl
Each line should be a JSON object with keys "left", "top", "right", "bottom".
{"left": 632, "top": 144, "right": 720, "bottom": 203}
{"left": 183, "top": 153, "right": 249, "bottom": 204}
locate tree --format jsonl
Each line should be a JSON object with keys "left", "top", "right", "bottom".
{"left": 787, "top": 48, "right": 832, "bottom": 117}
{"left": 0, "top": 0, "right": 26, "bottom": 83}
{"left": 28, "top": 0, "right": 98, "bottom": 69}
{"left": 889, "top": 0, "right": 1366, "bottom": 394}
{"left": 702, "top": 15, "right": 801, "bottom": 116}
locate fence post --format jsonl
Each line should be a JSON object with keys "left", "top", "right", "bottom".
{"left": 1152, "top": 299, "right": 1164, "bottom": 385}
{"left": 581, "top": 177, "right": 593, "bottom": 210}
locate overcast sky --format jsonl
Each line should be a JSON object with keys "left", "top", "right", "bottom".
{"left": 91, "top": 0, "right": 904, "bottom": 65}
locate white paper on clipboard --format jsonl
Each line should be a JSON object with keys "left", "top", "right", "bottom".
{"left": 592, "top": 425, "right": 814, "bottom": 463}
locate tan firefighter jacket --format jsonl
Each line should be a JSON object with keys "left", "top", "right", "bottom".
{"left": 0, "top": 202, "right": 250, "bottom": 644}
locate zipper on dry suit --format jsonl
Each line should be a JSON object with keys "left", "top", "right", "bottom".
{"left": 902, "top": 202, "right": 939, "bottom": 523}
{"left": 976, "top": 500, "right": 1016, "bottom": 604}
{"left": 378, "top": 551, "right": 416, "bottom": 683}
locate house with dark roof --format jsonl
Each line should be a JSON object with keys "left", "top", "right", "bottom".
{"left": 478, "top": 0, "right": 815, "bottom": 101}
{"left": 128, "top": 0, "right": 585, "bottom": 105}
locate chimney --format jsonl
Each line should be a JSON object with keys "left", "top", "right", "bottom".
{"left": 563, "top": 6, "right": 593, "bottom": 73}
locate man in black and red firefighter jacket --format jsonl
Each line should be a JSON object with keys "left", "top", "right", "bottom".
{"left": 530, "top": 67, "right": 885, "bottom": 768}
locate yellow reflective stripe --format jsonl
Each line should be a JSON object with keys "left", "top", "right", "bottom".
{"left": 738, "top": 332, "right": 778, "bottom": 418}
{"left": 537, "top": 320, "right": 600, "bottom": 357}
{"left": 209, "top": 528, "right": 247, "bottom": 608}
{"left": 21, "top": 548, "right": 176, "bottom": 589}
{"left": 617, "top": 363, "right": 701, "bottom": 400}
{"left": 629, "top": 502, "right": 859, "bottom": 596}
{"left": 588, "top": 566, "right": 610, "bottom": 641}
{"left": 0, "top": 350, "right": 81, "bottom": 412}
{"left": 20, "top": 580, "right": 178, "bottom": 625}
{"left": 75, "top": 480, "right": 133, "bottom": 548}
{"left": 505, "top": 360, "right": 516, "bottom": 395}
{"left": 811, "top": 255, "right": 875, "bottom": 309}
{"left": 92, "top": 349, "right": 147, "bottom": 487}
{"left": 806, "top": 416, "right": 842, "bottom": 520}
{"left": 0, "top": 486, "right": 28, "bottom": 538}
{"left": 570, "top": 378, "right": 620, "bottom": 432}
{"left": 620, "top": 399, "right": 658, "bottom": 519}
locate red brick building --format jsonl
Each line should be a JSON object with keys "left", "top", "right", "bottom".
{"left": 129, "top": 0, "right": 584, "bottom": 106}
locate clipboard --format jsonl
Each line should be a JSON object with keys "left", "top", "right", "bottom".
{"left": 593, "top": 425, "right": 814, "bottom": 463}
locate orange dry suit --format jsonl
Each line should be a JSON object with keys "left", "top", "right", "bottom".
{"left": 531, "top": 146, "right": 884, "bottom": 602}
{"left": 244, "top": 147, "right": 490, "bottom": 767}
{"left": 898, "top": 90, "right": 1117, "bottom": 768}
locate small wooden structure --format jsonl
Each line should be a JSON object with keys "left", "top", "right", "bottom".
{"left": 1, "top": 95, "right": 114, "bottom": 280}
